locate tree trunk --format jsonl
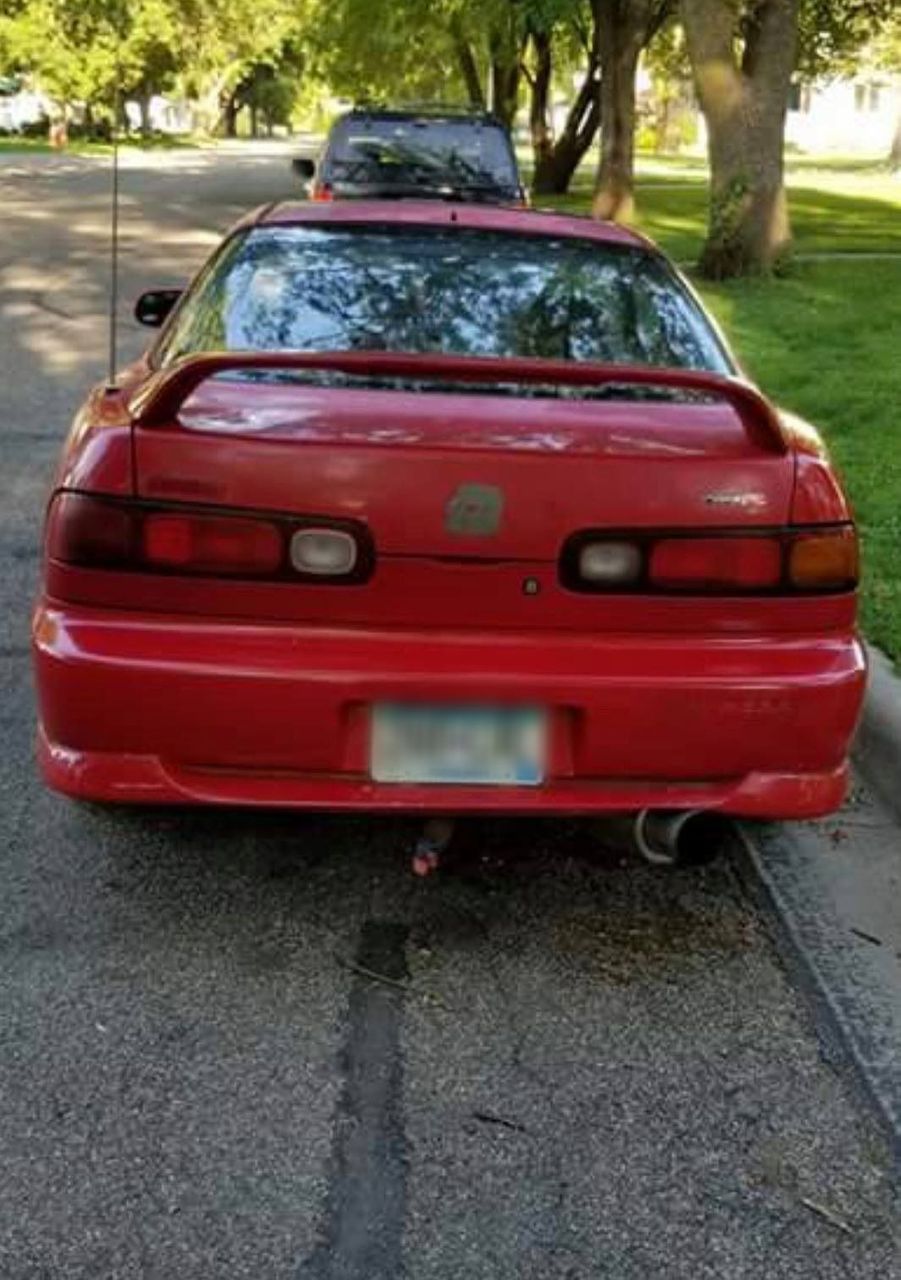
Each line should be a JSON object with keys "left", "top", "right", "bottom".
{"left": 656, "top": 94, "right": 670, "bottom": 152}
{"left": 591, "top": 0, "right": 668, "bottom": 223}
{"left": 138, "top": 90, "right": 152, "bottom": 139}
{"left": 528, "top": 28, "right": 554, "bottom": 182}
{"left": 488, "top": 26, "right": 522, "bottom": 128}
{"left": 890, "top": 112, "right": 901, "bottom": 171}
{"left": 682, "top": 0, "right": 799, "bottom": 277}
{"left": 250, "top": 103, "right": 259, "bottom": 138}
{"left": 532, "top": 56, "right": 602, "bottom": 195}
{"left": 450, "top": 16, "right": 485, "bottom": 109}
{"left": 593, "top": 38, "right": 642, "bottom": 221}
{"left": 219, "top": 92, "right": 239, "bottom": 139}
{"left": 489, "top": 59, "right": 521, "bottom": 128}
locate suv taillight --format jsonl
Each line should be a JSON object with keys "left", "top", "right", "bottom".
{"left": 46, "top": 493, "right": 372, "bottom": 583}
{"left": 562, "top": 526, "right": 858, "bottom": 594}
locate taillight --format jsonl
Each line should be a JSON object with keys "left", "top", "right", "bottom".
{"left": 310, "top": 182, "right": 333, "bottom": 202}
{"left": 47, "top": 492, "right": 136, "bottom": 568}
{"left": 143, "top": 512, "right": 283, "bottom": 575}
{"left": 577, "top": 540, "right": 642, "bottom": 586}
{"left": 649, "top": 536, "right": 782, "bottom": 590}
{"left": 46, "top": 493, "right": 371, "bottom": 582}
{"left": 290, "top": 528, "right": 358, "bottom": 576}
{"left": 562, "top": 526, "right": 858, "bottom": 594}
{"left": 788, "top": 526, "right": 859, "bottom": 591}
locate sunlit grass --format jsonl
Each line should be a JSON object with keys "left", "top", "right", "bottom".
{"left": 536, "top": 157, "right": 901, "bottom": 259}
{"left": 0, "top": 136, "right": 54, "bottom": 152}
{"left": 0, "top": 133, "right": 209, "bottom": 156}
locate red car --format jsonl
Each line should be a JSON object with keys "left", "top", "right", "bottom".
{"left": 33, "top": 201, "right": 864, "bottom": 851}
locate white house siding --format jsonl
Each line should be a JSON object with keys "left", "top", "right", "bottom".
{"left": 785, "top": 75, "right": 901, "bottom": 154}
{"left": 0, "top": 90, "right": 51, "bottom": 131}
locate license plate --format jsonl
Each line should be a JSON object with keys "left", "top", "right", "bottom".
{"left": 371, "top": 705, "right": 546, "bottom": 786}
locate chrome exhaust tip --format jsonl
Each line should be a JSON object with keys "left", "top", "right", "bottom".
{"left": 633, "top": 809, "right": 730, "bottom": 868}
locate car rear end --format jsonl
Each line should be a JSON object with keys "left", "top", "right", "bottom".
{"left": 33, "top": 207, "right": 864, "bottom": 817}
{"left": 312, "top": 109, "right": 525, "bottom": 204}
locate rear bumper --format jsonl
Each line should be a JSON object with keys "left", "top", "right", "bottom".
{"left": 33, "top": 603, "right": 866, "bottom": 818}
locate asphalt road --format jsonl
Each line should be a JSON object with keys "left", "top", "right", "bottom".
{"left": 1, "top": 143, "right": 899, "bottom": 1279}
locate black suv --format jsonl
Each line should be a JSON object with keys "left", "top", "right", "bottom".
{"left": 292, "top": 105, "right": 525, "bottom": 205}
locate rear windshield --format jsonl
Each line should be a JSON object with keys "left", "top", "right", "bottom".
{"left": 159, "top": 226, "right": 730, "bottom": 373}
{"left": 323, "top": 116, "right": 519, "bottom": 193}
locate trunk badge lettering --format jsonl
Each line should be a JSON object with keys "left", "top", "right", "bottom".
{"left": 704, "top": 491, "right": 768, "bottom": 511}
{"left": 446, "top": 484, "right": 504, "bottom": 535}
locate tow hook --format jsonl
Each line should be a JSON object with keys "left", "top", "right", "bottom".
{"left": 412, "top": 818, "right": 455, "bottom": 877}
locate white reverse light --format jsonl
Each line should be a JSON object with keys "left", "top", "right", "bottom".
{"left": 578, "top": 541, "right": 642, "bottom": 584}
{"left": 290, "top": 528, "right": 358, "bottom": 576}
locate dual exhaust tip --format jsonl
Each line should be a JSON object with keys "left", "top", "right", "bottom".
{"left": 630, "top": 808, "right": 732, "bottom": 868}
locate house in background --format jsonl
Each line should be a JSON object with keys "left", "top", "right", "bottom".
{"left": 123, "top": 96, "right": 195, "bottom": 135}
{"left": 0, "top": 76, "right": 51, "bottom": 133}
{"left": 785, "top": 72, "right": 900, "bottom": 154}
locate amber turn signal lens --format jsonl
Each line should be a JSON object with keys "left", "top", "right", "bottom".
{"left": 788, "top": 526, "right": 859, "bottom": 590}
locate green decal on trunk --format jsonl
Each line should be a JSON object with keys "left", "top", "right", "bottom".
{"left": 445, "top": 483, "right": 504, "bottom": 536}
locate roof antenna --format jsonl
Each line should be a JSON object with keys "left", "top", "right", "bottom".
{"left": 105, "top": 6, "right": 124, "bottom": 393}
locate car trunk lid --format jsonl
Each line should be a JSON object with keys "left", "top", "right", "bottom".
{"left": 131, "top": 352, "right": 795, "bottom": 560}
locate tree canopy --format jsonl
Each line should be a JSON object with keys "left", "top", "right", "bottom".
{"left": 1, "top": 0, "right": 897, "bottom": 270}
{"left": 0, "top": 0, "right": 308, "bottom": 131}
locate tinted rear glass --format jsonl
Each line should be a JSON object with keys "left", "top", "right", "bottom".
{"left": 323, "top": 116, "right": 519, "bottom": 192}
{"left": 160, "top": 226, "right": 729, "bottom": 373}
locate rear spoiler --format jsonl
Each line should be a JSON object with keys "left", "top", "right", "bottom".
{"left": 129, "top": 351, "right": 786, "bottom": 454}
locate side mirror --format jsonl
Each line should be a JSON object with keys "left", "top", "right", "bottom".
{"left": 292, "top": 156, "right": 316, "bottom": 180}
{"left": 134, "top": 289, "right": 182, "bottom": 328}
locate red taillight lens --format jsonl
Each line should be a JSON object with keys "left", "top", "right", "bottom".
{"left": 47, "top": 492, "right": 136, "bottom": 567}
{"left": 649, "top": 537, "right": 783, "bottom": 590}
{"left": 788, "top": 526, "right": 859, "bottom": 591}
{"left": 311, "top": 182, "right": 333, "bottom": 202}
{"left": 143, "top": 512, "right": 282, "bottom": 575}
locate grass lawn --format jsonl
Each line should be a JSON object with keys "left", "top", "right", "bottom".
{"left": 0, "top": 134, "right": 208, "bottom": 155}
{"left": 541, "top": 157, "right": 901, "bottom": 258}
{"left": 543, "top": 156, "right": 901, "bottom": 659}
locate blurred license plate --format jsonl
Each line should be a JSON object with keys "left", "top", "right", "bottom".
{"left": 371, "top": 705, "right": 546, "bottom": 786}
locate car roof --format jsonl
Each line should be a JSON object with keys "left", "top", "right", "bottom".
{"left": 339, "top": 105, "right": 506, "bottom": 127}
{"left": 252, "top": 200, "right": 651, "bottom": 251}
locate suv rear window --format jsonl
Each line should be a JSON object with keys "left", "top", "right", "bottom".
{"left": 323, "top": 116, "right": 520, "bottom": 196}
{"left": 160, "top": 226, "right": 730, "bottom": 373}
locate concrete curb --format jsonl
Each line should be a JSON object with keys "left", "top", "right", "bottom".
{"left": 733, "top": 821, "right": 901, "bottom": 1163}
{"left": 855, "top": 644, "right": 901, "bottom": 824}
